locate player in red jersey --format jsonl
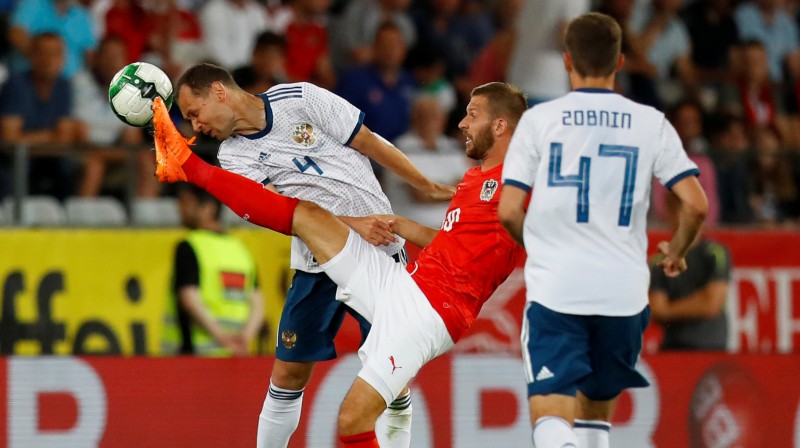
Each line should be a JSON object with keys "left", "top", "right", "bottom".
{"left": 151, "top": 82, "right": 526, "bottom": 448}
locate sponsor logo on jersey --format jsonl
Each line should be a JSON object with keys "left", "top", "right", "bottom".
{"left": 480, "top": 179, "right": 498, "bottom": 201}
{"left": 258, "top": 152, "right": 271, "bottom": 163}
{"left": 281, "top": 330, "right": 297, "bottom": 349}
{"left": 291, "top": 123, "right": 317, "bottom": 147}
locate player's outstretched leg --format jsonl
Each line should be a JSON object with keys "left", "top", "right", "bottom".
{"left": 152, "top": 96, "right": 296, "bottom": 235}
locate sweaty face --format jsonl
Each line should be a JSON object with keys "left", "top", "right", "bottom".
{"left": 178, "top": 84, "right": 235, "bottom": 140}
{"left": 458, "top": 95, "right": 495, "bottom": 161}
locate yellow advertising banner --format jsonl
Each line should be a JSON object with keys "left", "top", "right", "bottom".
{"left": 0, "top": 229, "right": 292, "bottom": 355}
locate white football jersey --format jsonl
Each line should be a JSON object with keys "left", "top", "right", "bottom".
{"left": 218, "top": 82, "right": 403, "bottom": 272}
{"left": 503, "top": 89, "right": 699, "bottom": 315}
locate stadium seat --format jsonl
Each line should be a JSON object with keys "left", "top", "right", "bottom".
{"left": 132, "top": 198, "right": 181, "bottom": 227}
{"left": 65, "top": 197, "right": 128, "bottom": 227}
{"left": 2, "top": 196, "right": 67, "bottom": 227}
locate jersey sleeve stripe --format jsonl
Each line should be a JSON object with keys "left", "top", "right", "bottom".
{"left": 503, "top": 179, "right": 532, "bottom": 193}
{"left": 345, "top": 111, "right": 365, "bottom": 146}
{"left": 267, "top": 86, "right": 302, "bottom": 96}
{"left": 268, "top": 94, "right": 302, "bottom": 102}
{"left": 260, "top": 177, "right": 270, "bottom": 185}
{"left": 664, "top": 168, "right": 700, "bottom": 190}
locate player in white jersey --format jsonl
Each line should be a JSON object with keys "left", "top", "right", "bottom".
{"left": 498, "top": 13, "right": 708, "bottom": 448}
{"left": 174, "top": 63, "right": 454, "bottom": 448}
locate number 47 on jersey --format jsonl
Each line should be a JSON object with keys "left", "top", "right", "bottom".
{"left": 548, "top": 142, "right": 638, "bottom": 227}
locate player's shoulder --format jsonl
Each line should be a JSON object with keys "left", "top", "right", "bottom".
{"left": 264, "top": 82, "right": 308, "bottom": 101}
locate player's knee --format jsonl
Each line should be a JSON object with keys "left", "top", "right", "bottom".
{"left": 271, "top": 360, "right": 314, "bottom": 390}
{"left": 337, "top": 405, "right": 362, "bottom": 436}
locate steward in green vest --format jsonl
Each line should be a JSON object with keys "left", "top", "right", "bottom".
{"left": 162, "top": 184, "right": 264, "bottom": 356}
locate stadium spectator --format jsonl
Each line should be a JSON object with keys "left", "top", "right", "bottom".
{"left": 734, "top": 0, "right": 800, "bottom": 84}
{"left": 722, "top": 40, "right": 800, "bottom": 143}
{"left": 281, "top": 0, "right": 336, "bottom": 89}
{"left": 466, "top": 0, "right": 521, "bottom": 92}
{"left": 749, "top": 125, "right": 800, "bottom": 224}
{"left": 709, "top": 114, "right": 755, "bottom": 224}
{"left": 232, "top": 31, "right": 288, "bottom": 94}
{"left": 104, "top": 0, "right": 154, "bottom": 63}
{"left": 653, "top": 100, "right": 720, "bottom": 227}
{"left": 506, "top": 0, "right": 589, "bottom": 105}
{"left": 162, "top": 183, "right": 265, "bottom": 356}
{"left": 386, "top": 96, "right": 470, "bottom": 228}
{"left": 649, "top": 192, "right": 732, "bottom": 351}
{"left": 407, "top": 46, "right": 457, "bottom": 117}
{"left": 199, "top": 0, "right": 267, "bottom": 70}
{"left": 598, "top": 0, "right": 662, "bottom": 108}
{"left": 329, "top": 0, "right": 416, "bottom": 71}
{"left": 9, "top": 0, "right": 97, "bottom": 77}
{"left": 336, "top": 21, "right": 417, "bottom": 152}
{"left": 629, "top": 0, "right": 697, "bottom": 106}
{"left": 0, "top": 32, "right": 81, "bottom": 200}
{"left": 72, "top": 35, "right": 158, "bottom": 198}
{"left": 410, "top": 0, "right": 495, "bottom": 81}
{"left": 146, "top": 0, "right": 205, "bottom": 78}
{"left": 681, "top": 0, "right": 741, "bottom": 87}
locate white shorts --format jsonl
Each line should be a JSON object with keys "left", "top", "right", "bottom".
{"left": 321, "top": 230, "right": 454, "bottom": 405}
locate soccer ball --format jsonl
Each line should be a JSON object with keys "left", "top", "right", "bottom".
{"left": 108, "top": 62, "right": 173, "bottom": 127}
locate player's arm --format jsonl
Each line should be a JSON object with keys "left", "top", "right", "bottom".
{"left": 498, "top": 185, "right": 529, "bottom": 247}
{"left": 649, "top": 281, "right": 728, "bottom": 323}
{"left": 384, "top": 214, "right": 438, "bottom": 248}
{"left": 338, "top": 215, "right": 398, "bottom": 246}
{"left": 657, "top": 176, "right": 708, "bottom": 277}
{"left": 349, "top": 126, "right": 455, "bottom": 200}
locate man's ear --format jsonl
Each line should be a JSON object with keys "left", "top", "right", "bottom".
{"left": 494, "top": 118, "right": 507, "bottom": 136}
{"left": 211, "top": 81, "right": 226, "bottom": 101}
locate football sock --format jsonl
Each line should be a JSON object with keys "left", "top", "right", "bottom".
{"left": 340, "top": 430, "right": 380, "bottom": 447}
{"left": 256, "top": 381, "right": 304, "bottom": 448}
{"left": 182, "top": 152, "right": 298, "bottom": 235}
{"left": 376, "top": 390, "right": 412, "bottom": 448}
{"left": 574, "top": 419, "right": 611, "bottom": 448}
{"left": 532, "top": 416, "right": 578, "bottom": 448}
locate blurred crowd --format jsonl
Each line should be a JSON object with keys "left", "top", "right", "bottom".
{"left": 0, "top": 0, "right": 799, "bottom": 228}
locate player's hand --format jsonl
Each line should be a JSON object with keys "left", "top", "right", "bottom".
{"left": 349, "top": 216, "right": 398, "bottom": 246}
{"left": 657, "top": 241, "right": 687, "bottom": 277}
{"left": 424, "top": 182, "right": 456, "bottom": 201}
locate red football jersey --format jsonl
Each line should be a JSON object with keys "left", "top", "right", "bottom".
{"left": 408, "top": 164, "right": 523, "bottom": 341}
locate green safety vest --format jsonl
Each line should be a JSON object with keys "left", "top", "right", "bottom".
{"left": 162, "top": 230, "right": 257, "bottom": 356}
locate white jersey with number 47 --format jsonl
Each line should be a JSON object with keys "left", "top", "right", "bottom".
{"left": 502, "top": 89, "right": 699, "bottom": 316}
{"left": 217, "top": 82, "right": 403, "bottom": 273}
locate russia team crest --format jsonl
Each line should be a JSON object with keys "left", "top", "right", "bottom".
{"left": 480, "top": 179, "right": 498, "bottom": 201}
{"left": 292, "top": 123, "right": 317, "bottom": 147}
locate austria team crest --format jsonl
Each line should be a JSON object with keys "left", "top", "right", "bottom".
{"left": 292, "top": 123, "right": 317, "bottom": 147}
{"left": 480, "top": 179, "right": 498, "bottom": 201}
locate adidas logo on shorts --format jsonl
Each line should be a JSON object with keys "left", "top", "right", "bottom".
{"left": 536, "top": 366, "right": 555, "bottom": 381}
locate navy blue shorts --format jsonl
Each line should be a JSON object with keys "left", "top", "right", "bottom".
{"left": 275, "top": 270, "right": 372, "bottom": 362}
{"left": 522, "top": 302, "right": 650, "bottom": 400}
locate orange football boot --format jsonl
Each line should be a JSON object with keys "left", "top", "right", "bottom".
{"left": 152, "top": 97, "right": 195, "bottom": 183}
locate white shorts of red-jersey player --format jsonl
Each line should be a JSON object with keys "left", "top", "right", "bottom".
{"left": 322, "top": 229, "right": 454, "bottom": 405}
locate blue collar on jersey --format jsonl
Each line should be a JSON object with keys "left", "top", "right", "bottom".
{"left": 575, "top": 88, "right": 615, "bottom": 94}
{"left": 242, "top": 94, "right": 274, "bottom": 140}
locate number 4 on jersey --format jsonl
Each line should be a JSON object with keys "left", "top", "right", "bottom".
{"left": 292, "top": 156, "right": 324, "bottom": 175}
{"left": 547, "top": 142, "right": 639, "bottom": 227}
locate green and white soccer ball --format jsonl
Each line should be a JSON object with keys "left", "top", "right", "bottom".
{"left": 108, "top": 62, "right": 173, "bottom": 127}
